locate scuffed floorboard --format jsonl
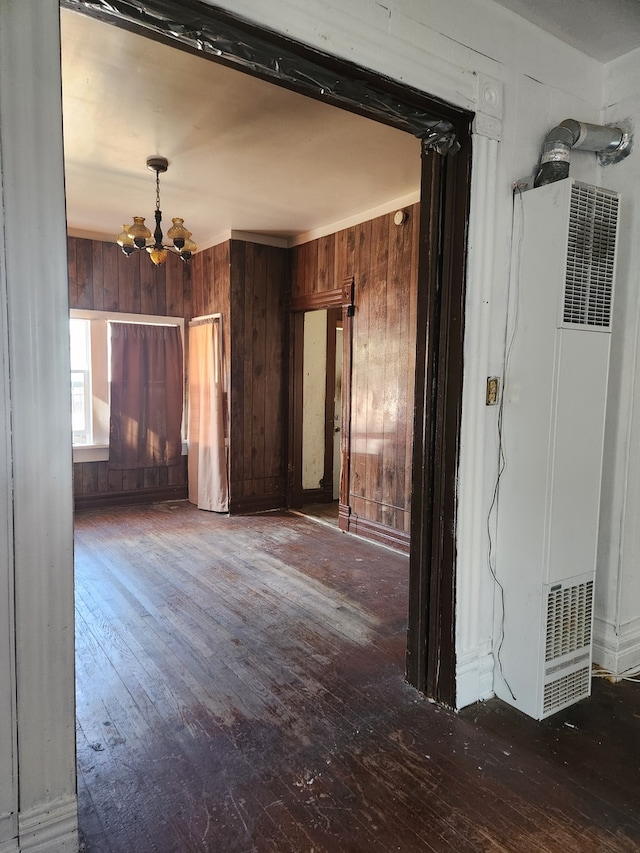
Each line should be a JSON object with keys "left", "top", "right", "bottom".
{"left": 74, "top": 503, "right": 640, "bottom": 852}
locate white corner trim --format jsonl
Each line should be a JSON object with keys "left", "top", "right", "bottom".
{"left": 456, "top": 645, "right": 495, "bottom": 709}
{"left": 18, "top": 797, "right": 78, "bottom": 853}
{"left": 455, "top": 132, "right": 500, "bottom": 707}
{"left": 592, "top": 615, "right": 640, "bottom": 676}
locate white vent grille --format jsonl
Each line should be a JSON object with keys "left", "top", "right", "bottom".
{"left": 543, "top": 666, "right": 590, "bottom": 715}
{"left": 563, "top": 184, "right": 618, "bottom": 328}
{"left": 545, "top": 581, "right": 593, "bottom": 662}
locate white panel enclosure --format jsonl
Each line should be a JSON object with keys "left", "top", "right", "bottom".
{"left": 495, "top": 178, "right": 618, "bottom": 719}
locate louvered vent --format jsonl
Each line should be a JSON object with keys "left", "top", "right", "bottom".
{"left": 545, "top": 581, "right": 593, "bottom": 662}
{"left": 543, "top": 666, "right": 590, "bottom": 715}
{"left": 563, "top": 183, "right": 618, "bottom": 328}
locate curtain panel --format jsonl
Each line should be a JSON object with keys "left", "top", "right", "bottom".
{"left": 188, "top": 316, "right": 229, "bottom": 512}
{"left": 109, "top": 322, "right": 183, "bottom": 470}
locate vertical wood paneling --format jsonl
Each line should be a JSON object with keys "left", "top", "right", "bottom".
{"left": 317, "top": 235, "right": 335, "bottom": 292}
{"left": 226, "top": 240, "right": 286, "bottom": 511}
{"left": 201, "top": 244, "right": 214, "bottom": 315}
{"left": 406, "top": 207, "right": 420, "bottom": 531}
{"left": 264, "top": 248, "right": 286, "bottom": 491}
{"left": 368, "top": 214, "right": 389, "bottom": 526}
{"left": 67, "top": 237, "right": 78, "bottom": 307}
{"left": 290, "top": 243, "right": 305, "bottom": 299}
{"left": 139, "top": 256, "right": 156, "bottom": 315}
{"left": 91, "top": 241, "right": 104, "bottom": 311}
{"left": 75, "top": 238, "right": 94, "bottom": 309}
{"left": 165, "top": 255, "right": 184, "bottom": 318}
{"left": 69, "top": 236, "right": 191, "bottom": 506}
{"left": 117, "top": 249, "right": 139, "bottom": 313}
{"left": 305, "top": 239, "right": 319, "bottom": 295}
{"left": 229, "top": 240, "right": 247, "bottom": 496}
{"left": 251, "top": 244, "right": 268, "bottom": 494}
{"left": 102, "top": 243, "right": 120, "bottom": 312}
{"left": 350, "top": 219, "right": 372, "bottom": 518}
{"left": 388, "top": 209, "right": 411, "bottom": 532}
{"left": 292, "top": 205, "right": 419, "bottom": 540}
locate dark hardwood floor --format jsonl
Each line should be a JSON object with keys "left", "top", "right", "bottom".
{"left": 75, "top": 502, "right": 640, "bottom": 852}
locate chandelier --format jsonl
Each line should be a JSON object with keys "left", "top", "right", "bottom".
{"left": 116, "top": 156, "right": 196, "bottom": 266}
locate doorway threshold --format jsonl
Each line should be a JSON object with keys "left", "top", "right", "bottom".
{"left": 290, "top": 501, "right": 339, "bottom": 529}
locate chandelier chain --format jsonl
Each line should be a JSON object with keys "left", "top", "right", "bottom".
{"left": 155, "top": 171, "right": 161, "bottom": 212}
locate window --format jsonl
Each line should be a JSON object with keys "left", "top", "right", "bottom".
{"left": 69, "top": 317, "right": 91, "bottom": 445}
{"left": 69, "top": 309, "right": 185, "bottom": 463}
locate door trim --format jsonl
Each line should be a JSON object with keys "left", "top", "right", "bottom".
{"left": 288, "top": 284, "right": 353, "bottom": 511}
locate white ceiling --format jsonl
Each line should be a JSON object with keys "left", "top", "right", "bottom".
{"left": 491, "top": 0, "right": 640, "bottom": 63}
{"left": 61, "top": 9, "right": 421, "bottom": 250}
{"left": 61, "top": 2, "right": 640, "bottom": 251}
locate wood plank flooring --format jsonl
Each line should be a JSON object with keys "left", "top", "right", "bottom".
{"left": 75, "top": 502, "right": 640, "bottom": 852}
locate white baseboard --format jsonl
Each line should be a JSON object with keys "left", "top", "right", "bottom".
{"left": 456, "top": 644, "right": 495, "bottom": 709}
{"left": 593, "top": 615, "right": 640, "bottom": 676}
{"left": 18, "top": 796, "right": 77, "bottom": 853}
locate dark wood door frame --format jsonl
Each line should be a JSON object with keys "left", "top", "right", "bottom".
{"left": 407, "top": 137, "right": 471, "bottom": 705}
{"left": 288, "top": 286, "right": 352, "bottom": 511}
{"left": 66, "top": 0, "right": 473, "bottom": 707}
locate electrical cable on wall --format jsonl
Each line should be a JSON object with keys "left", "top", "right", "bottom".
{"left": 485, "top": 184, "right": 527, "bottom": 702}
{"left": 592, "top": 664, "right": 640, "bottom": 683}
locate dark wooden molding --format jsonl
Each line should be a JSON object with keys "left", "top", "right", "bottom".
{"left": 338, "top": 276, "right": 354, "bottom": 527}
{"left": 407, "top": 125, "right": 472, "bottom": 707}
{"left": 290, "top": 289, "right": 344, "bottom": 313}
{"left": 338, "top": 501, "right": 351, "bottom": 532}
{"left": 74, "top": 485, "right": 188, "bottom": 512}
{"left": 344, "top": 514, "right": 410, "bottom": 554}
{"left": 323, "top": 306, "right": 340, "bottom": 499}
{"left": 288, "top": 311, "right": 305, "bottom": 509}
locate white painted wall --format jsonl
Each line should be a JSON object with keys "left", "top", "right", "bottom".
{"left": 0, "top": 1, "right": 78, "bottom": 850}
{"left": 205, "top": 0, "right": 608, "bottom": 706}
{"left": 594, "top": 50, "right": 640, "bottom": 676}
{"left": 302, "top": 311, "right": 328, "bottom": 491}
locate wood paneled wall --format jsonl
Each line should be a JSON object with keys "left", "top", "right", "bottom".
{"left": 228, "top": 241, "right": 288, "bottom": 512}
{"left": 191, "top": 240, "right": 288, "bottom": 513}
{"left": 68, "top": 237, "right": 191, "bottom": 508}
{"left": 290, "top": 204, "right": 419, "bottom": 549}
{"left": 68, "top": 237, "right": 189, "bottom": 317}
{"left": 69, "top": 209, "right": 411, "bottom": 530}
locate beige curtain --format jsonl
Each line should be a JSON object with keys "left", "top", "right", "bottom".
{"left": 109, "top": 323, "right": 183, "bottom": 470}
{"left": 188, "top": 316, "right": 229, "bottom": 512}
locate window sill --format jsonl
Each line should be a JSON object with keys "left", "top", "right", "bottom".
{"left": 72, "top": 442, "right": 188, "bottom": 464}
{"left": 73, "top": 445, "right": 109, "bottom": 463}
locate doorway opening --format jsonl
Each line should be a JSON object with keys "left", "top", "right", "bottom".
{"left": 298, "top": 307, "right": 342, "bottom": 528}
{"left": 62, "top": 0, "right": 472, "bottom": 706}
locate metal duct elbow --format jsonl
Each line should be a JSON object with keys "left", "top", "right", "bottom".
{"left": 534, "top": 119, "right": 633, "bottom": 187}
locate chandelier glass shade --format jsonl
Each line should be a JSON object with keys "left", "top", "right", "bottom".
{"left": 116, "top": 156, "right": 196, "bottom": 266}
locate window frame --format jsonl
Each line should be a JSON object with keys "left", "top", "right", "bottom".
{"left": 70, "top": 308, "right": 186, "bottom": 463}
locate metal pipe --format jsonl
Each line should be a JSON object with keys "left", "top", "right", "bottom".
{"left": 534, "top": 119, "right": 632, "bottom": 187}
